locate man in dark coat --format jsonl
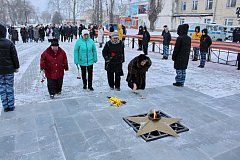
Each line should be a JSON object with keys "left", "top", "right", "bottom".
{"left": 73, "top": 24, "right": 78, "bottom": 39}
{"left": 137, "top": 26, "right": 144, "bottom": 51}
{"left": 109, "top": 24, "right": 114, "bottom": 32}
{"left": 78, "top": 24, "right": 84, "bottom": 37}
{"left": 233, "top": 27, "right": 240, "bottom": 70}
{"left": 162, "top": 25, "right": 171, "bottom": 59}
{"left": 40, "top": 39, "right": 68, "bottom": 99}
{"left": 199, "top": 29, "right": 212, "bottom": 68}
{"left": 11, "top": 27, "right": 19, "bottom": 45}
{"left": 142, "top": 26, "right": 150, "bottom": 55}
{"left": 28, "top": 26, "right": 34, "bottom": 42}
{"left": 20, "top": 27, "right": 28, "bottom": 43}
{"left": 89, "top": 26, "right": 96, "bottom": 41}
{"left": 67, "top": 25, "right": 73, "bottom": 42}
{"left": 0, "top": 24, "right": 20, "bottom": 112}
{"left": 39, "top": 25, "right": 45, "bottom": 42}
{"left": 102, "top": 32, "right": 125, "bottom": 91}
{"left": 126, "top": 54, "right": 151, "bottom": 92}
{"left": 172, "top": 24, "right": 191, "bottom": 87}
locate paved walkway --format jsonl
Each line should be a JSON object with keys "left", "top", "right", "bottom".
{"left": 1, "top": 86, "right": 240, "bottom": 160}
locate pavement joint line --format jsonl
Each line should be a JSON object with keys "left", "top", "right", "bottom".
{"left": 53, "top": 122, "right": 67, "bottom": 160}
{"left": 211, "top": 143, "right": 240, "bottom": 159}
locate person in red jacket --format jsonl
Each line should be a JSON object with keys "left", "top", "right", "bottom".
{"left": 40, "top": 39, "right": 68, "bottom": 99}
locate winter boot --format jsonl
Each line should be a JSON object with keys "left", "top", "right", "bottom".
{"left": 88, "top": 87, "right": 94, "bottom": 91}
{"left": 50, "top": 95, "right": 54, "bottom": 99}
{"left": 198, "top": 65, "right": 204, "bottom": 68}
{"left": 8, "top": 107, "right": 15, "bottom": 112}
{"left": 173, "top": 82, "right": 184, "bottom": 87}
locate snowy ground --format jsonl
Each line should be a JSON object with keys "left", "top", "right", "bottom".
{"left": 8, "top": 39, "right": 240, "bottom": 107}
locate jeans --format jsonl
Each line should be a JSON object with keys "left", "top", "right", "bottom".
{"left": 193, "top": 47, "right": 200, "bottom": 60}
{"left": 80, "top": 65, "right": 93, "bottom": 88}
{"left": 200, "top": 52, "right": 207, "bottom": 66}
{"left": 0, "top": 74, "right": 15, "bottom": 109}
{"left": 107, "top": 72, "right": 121, "bottom": 89}
{"left": 175, "top": 70, "right": 186, "bottom": 85}
{"left": 47, "top": 77, "right": 63, "bottom": 95}
{"left": 163, "top": 45, "right": 169, "bottom": 58}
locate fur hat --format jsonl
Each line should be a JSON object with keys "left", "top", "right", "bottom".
{"left": 49, "top": 38, "right": 59, "bottom": 46}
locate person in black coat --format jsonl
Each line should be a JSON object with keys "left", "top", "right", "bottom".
{"left": 199, "top": 29, "right": 212, "bottom": 68}
{"left": 109, "top": 24, "right": 114, "bottom": 32}
{"left": 67, "top": 25, "right": 73, "bottom": 42}
{"left": 162, "top": 25, "right": 171, "bottom": 59}
{"left": 89, "top": 26, "right": 96, "bottom": 41}
{"left": 172, "top": 24, "right": 191, "bottom": 87}
{"left": 11, "top": 27, "right": 19, "bottom": 45}
{"left": 20, "top": 27, "right": 28, "bottom": 43}
{"left": 126, "top": 54, "right": 151, "bottom": 92}
{"left": 102, "top": 32, "right": 125, "bottom": 91}
{"left": 78, "top": 24, "right": 84, "bottom": 37}
{"left": 142, "top": 26, "right": 150, "bottom": 55}
{"left": 28, "top": 26, "right": 34, "bottom": 42}
{"left": 39, "top": 25, "right": 45, "bottom": 42}
{"left": 137, "top": 26, "right": 144, "bottom": 51}
{"left": 233, "top": 27, "right": 240, "bottom": 70}
{"left": 0, "top": 24, "right": 20, "bottom": 112}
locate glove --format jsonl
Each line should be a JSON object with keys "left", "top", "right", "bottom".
{"left": 14, "top": 69, "right": 19, "bottom": 73}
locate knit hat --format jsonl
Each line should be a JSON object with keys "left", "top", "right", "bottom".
{"left": 111, "top": 31, "right": 119, "bottom": 38}
{"left": 49, "top": 38, "right": 59, "bottom": 46}
{"left": 82, "top": 29, "right": 89, "bottom": 35}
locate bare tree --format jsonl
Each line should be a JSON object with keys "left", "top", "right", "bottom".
{"left": 0, "top": 0, "right": 8, "bottom": 24}
{"left": 109, "top": 0, "right": 115, "bottom": 23}
{"left": 41, "top": 11, "right": 52, "bottom": 23}
{"left": 5, "top": 0, "right": 37, "bottom": 25}
{"left": 52, "top": 11, "right": 62, "bottom": 24}
{"left": 148, "top": 0, "right": 164, "bottom": 31}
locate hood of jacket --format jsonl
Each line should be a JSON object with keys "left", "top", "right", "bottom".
{"left": 202, "top": 29, "right": 208, "bottom": 35}
{"left": 0, "top": 24, "right": 7, "bottom": 38}
{"left": 195, "top": 26, "right": 200, "bottom": 32}
{"left": 177, "top": 24, "right": 189, "bottom": 36}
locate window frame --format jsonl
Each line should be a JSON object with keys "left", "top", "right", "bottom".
{"left": 182, "top": 1, "right": 187, "bottom": 11}
{"left": 192, "top": 0, "right": 198, "bottom": 10}
{"left": 226, "top": 0, "right": 236, "bottom": 7}
{"left": 205, "top": 0, "right": 213, "bottom": 10}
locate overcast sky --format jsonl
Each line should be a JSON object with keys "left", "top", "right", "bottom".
{"left": 29, "top": 0, "right": 48, "bottom": 12}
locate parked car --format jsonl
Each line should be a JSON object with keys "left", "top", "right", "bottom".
{"left": 186, "top": 22, "right": 226, "bottom": 41}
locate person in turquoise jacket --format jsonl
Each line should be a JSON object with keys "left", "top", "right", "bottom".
{"left": 74, "top": 29, "right": 97, "bottom": 91}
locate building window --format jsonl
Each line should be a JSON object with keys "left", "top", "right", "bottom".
{"left": 226, "top": 0, "right": 236, "bottom": 7}
{"left": 180, "top": 19, "right": 185, "bottom": 25}
{"left": 182, "top": 2, "right": 187, "bottom": 11}
{"left": 192, "top": 0, "right": 198, "bottom": 10}
{"left": 206, "top": 0, "right": 213, "bottom": 10}
{"left": 225, "top": 19, "right": 234, "bottom": 26}
{"left": 204, "top": 18, "right": 212, "bottom": 24}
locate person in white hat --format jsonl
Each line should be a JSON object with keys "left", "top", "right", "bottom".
{"left": 102, "top": 31, "right": 125, "bottom": 91}
{"left": 74, "top": 29, "right": 97, "bottom": 91}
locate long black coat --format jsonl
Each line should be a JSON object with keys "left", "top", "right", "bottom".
{"left": 172, "top": 24, "right": 191, "bottom": 70}
{"left": 102, "top": 40, "right": 125, "bottom": 75}
{"left": 0, "top": 26, "right": 20, "bottom": 74}
{"left": 142, "top": 31, "right": 150, "bottom": 46}
{"left": 126, "top": 54, "right": 151, "bottom": 90}
{"left": 233, "top": 28, "right": 240, "bottom": 43}
{"left": 11, "top": 29, "right": 19, "bottom": 41}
